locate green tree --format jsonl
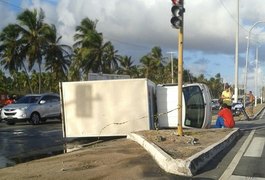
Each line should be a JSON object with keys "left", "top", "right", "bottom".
{"left": 139, "top": 46, "right": 164, "bottom": 83}
{"left": 0, "top": 24, "right": 33, "bottom": 93}
{"left": 208, "top": 73, "right": 223, "bottom": 98}
{"left": 73, "top": 18, "right": 118, "bottom": 79}
{"left": 45, "top": 24, "right": 72, "bottom": 87}
{"left": 102, "top": 43, "right": 120, "bottom": 73}
{"left": 16, "top": 8, "right": 52, "bottom": 93}
{"left": 118, "top": 56, "right": 139, "bottom": 78}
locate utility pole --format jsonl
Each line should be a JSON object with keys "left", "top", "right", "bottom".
{"left": 167, "top": 52, "right": 177, "bottom": 84}
{"left": 170, "top": 0, "right": 185, "bottom": 136}
{"left": 234, "top": 0, "right": 239, "bottom": 103}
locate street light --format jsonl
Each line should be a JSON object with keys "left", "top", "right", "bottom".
{"left": 244, "top": 21, "right": 265, "bottom": 107}
{"left": 167, "top": 52, "right": 177, "bottom": 84}
{"left": 254, "top": 45, "right": 261, "bottom": 107}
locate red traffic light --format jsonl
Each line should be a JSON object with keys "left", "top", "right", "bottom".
{"left": 171, "top": 0, "right": 178, "bottom": 5}
{"left": 171, "top": 0, "right": 183, "bottom": 5}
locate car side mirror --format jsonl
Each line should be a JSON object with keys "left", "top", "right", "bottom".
{"left": 40, "top": 100, "right": 46, "bottom": 104}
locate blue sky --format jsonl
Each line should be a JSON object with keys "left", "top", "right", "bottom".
{"left": 1, "top": 0, "right": 265, "bottom": 93}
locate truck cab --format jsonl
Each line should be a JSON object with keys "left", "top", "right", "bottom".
{"left": 156, "top": 83, "right": 212, "bottom": 129}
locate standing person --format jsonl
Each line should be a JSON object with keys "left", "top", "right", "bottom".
{"left": 215, "top": 103, "right": 235, "bottom": 128}
{"left": 220, "top": 83, "right": 233, "bottom": 108}
{"left": 246, "top": 91, "right": 255, "bottom": 117}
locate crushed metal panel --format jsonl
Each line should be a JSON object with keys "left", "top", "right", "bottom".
{"left": 61, "top": 79, "right": 155, "bottom": 137}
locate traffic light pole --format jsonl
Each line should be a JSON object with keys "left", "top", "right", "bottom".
{"left": 177, "top": 22, "right": 184, "bottom": 136}
{"left": 170, "top": 0, "right": 184, "bottom": 136}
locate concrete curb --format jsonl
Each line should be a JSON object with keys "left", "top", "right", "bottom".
{"left": 252, "top": 106, "right": 265, "bottom": 120}
{"left": 127, "top": 128, "right": 241, "bottom": 177}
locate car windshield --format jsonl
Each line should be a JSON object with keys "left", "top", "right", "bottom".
{"left": 15, "top": 95, "right": 41, "bottom": 104}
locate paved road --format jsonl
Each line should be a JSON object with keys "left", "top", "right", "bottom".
{"left": 0, "top": 120, "right": 64, "bottom": 169}
{"left": 194, "top": 109, "right": 265, "bottom": 180}
{"left": 220, "top": 126, "right": 265, "bottom": 179}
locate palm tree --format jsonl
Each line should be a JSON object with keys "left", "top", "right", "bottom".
{"left": 0, "top": 69, "right": 7, "bottom": 92}
{"left": 30, "top": 70, "right": 39, "bottom": 93}
{"left": 0, "top": 24, "right": 33, "bottom": 93}
{"left": 73, "top": 18, "right": 113, "bottom": 77}
{"left": 45, "top": 24, "right": 72, "bottom": 84}
{"left": 68, "top": 48, "right": 82, "bottom": 81}
{"left": 139, "top": 46, "right": 163, "bottom": 83}
{"left": 102, "top": 43, "right": 120, "bottom": 73}
{"left": 16, "top": 8, "right": 52, "bottom": 93}
{"left": 118, "top": 56, "right": 135, "bottom": 76}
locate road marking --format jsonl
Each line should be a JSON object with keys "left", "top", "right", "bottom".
{"left": 229, "top": 175, "right": 265, "bottom": 180}
{"left": 244, "top": 137, "right": 265, "bottom": 157}
{"left": 219, "top": 130, "right": 255, "bottom": 180}
{"left": 260, "top": 110, "right": 265, "bottom": 119}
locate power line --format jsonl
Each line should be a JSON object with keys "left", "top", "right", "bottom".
{"left": 218, "top": 0, "right": 265, "bottom": 37}
{"left": 217, "top": 0, "right": 249, "bottom": 33}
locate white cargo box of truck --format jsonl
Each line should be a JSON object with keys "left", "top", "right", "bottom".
{"left": 60, "top": 78, "right": 156, "bottom": 137}
{"left": 156, "top": 83, "right": 212, "bottom": 129}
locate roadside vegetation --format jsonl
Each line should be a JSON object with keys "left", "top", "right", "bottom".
{"left": 0, "top": 8, "right": 226, "bottom": 98}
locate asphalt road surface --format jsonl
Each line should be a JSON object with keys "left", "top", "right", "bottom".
{"left": 0, "top": 120, "right": 64, "bottom": 169}
{"left": 195, "top": 109, "right": 265, "bottom": 179}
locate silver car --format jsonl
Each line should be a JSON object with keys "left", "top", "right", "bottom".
{"left": 1, "top": 93, "right": 61, "bottom": 125}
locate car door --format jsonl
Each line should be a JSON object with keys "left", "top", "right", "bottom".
{"left": 44, "top": 95, "right": 60, "bottom": 117}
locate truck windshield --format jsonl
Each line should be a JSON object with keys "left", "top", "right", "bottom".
{"left": 183, "top": 86, "right": 205, "bottom": 128}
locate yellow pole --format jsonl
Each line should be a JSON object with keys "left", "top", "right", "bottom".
{"left": 177, "top": 3, "right": 184, "bottom": 136}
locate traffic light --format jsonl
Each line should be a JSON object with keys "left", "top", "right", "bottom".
{"left": 170, "top": 0, "right": 185, "bottom": 29}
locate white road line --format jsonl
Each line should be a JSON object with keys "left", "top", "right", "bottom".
{"left": 229, "top": 175, "right": 265, "bottom": 180}
{"left": 219, "top": 130, "right": 255, "bottom": 180}
{"left": 244, "top": 137, "right": 265, "bottom": 157}
{"left": 260, "top": 110, "right": 265, "bottom": 119}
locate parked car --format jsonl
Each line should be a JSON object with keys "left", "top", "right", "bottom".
{"left": 231, "top": 102, "right": 244, "bottom": 116}
{"left": 0, "top": 93, "right": 61, "bottom": 125}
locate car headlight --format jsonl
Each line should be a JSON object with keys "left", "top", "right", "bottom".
{"left": 19, "top": 106, "right": 29, "bottom": 110}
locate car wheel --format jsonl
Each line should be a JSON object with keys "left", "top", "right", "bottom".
{"left": 30, "top": 112, "right": 41, "bottom": 125}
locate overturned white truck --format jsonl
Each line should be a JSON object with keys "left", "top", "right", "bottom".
{"left": 60, "top": 79, "right": 212, "bottom": 138}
